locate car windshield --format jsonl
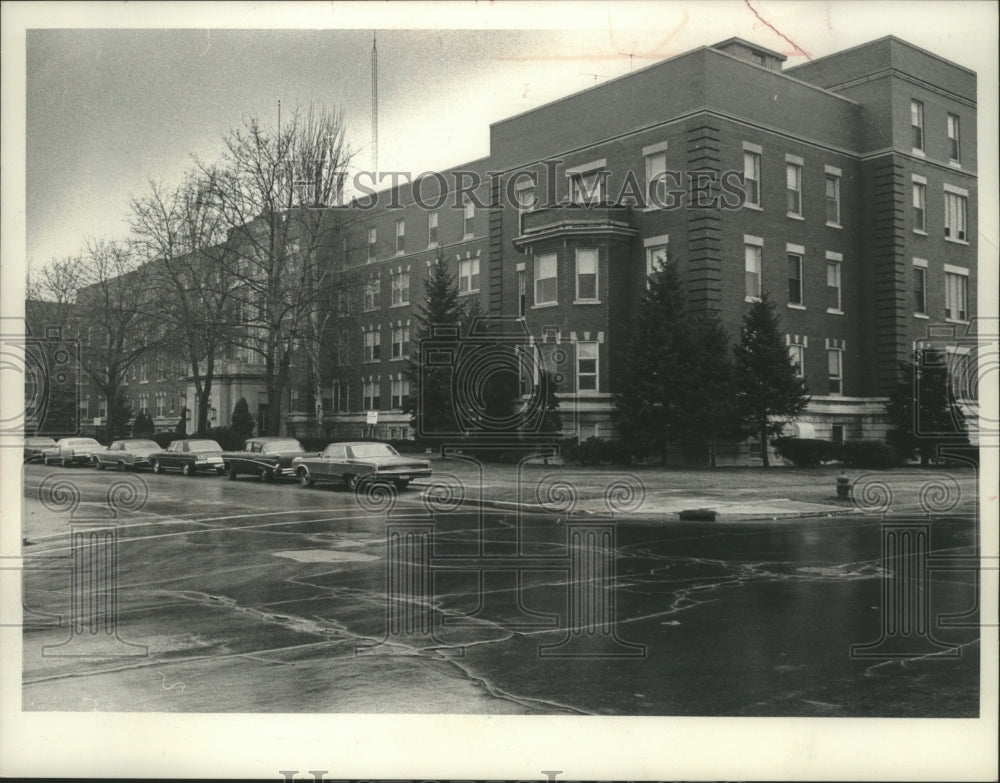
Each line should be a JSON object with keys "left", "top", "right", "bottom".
{"left": 27, "top": 438, "right": 55, "bottom": 446}
{"left": 348, "top": 443, "right": 398, "bottom": 459}
{"left": 67, "top": 439, "right": 99, "bottom": 447}
{"left": 129, "top": 440, "right": 159, "bottom": 450}
{"left": 187, "top": 440, "right": 221, "bottom": 452}
{"left": 263, "top": 440, "right": 303, "bottom": 454}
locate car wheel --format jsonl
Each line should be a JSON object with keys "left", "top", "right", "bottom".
{"left": 152, "top": 460, "right": 162, "bottom": 474}
{"left": 393, "top": 479, "right": 410, "bottom": 491}
{"left": 62, "top": 456, "right": 71, "bottom": 467}
{"left": 182, "top": 463, "right": 194, "bottom": 477}
{"left": 344, "top": 474, "right": 360, "bottom": 491}
{"left": 259, "top": 468, "right": 272, "bottom": 482}
{"left": 298, "top": 468, "right": 314, "bottom": 488}
{"left": 227, "top": 463, "right": 238, "bottom": 480}
{"left": 94, "top": 458, "right": 105, "bottom": 470}
{"left": 118, "top": 461, "right": 127, "bottom": 472}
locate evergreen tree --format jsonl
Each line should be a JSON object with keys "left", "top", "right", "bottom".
{"left": 110, "top": 387, "right": 134, "bottom": 438}
{"left": 230, "top": 397, "right": 256, "bottom": 441}
{"left": 615, "top": 261, "right": 695, "bottom": 463}
{"left": 733, "top": 295, "right": 810, "bottom": 467}
{"left": 175, "top": 406, "right": 189, "bottom": 436}
{"left": 886, "top": 350, "right": 968, "bottom": 465}
{"left": 403, "top": 255, "right": 469, "bottom": 440}
{"left": 133, "top": 411, "right": 154, "bottom": 437}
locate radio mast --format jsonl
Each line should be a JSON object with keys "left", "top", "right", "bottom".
{"left": 371, "top": 31, "right": 378, "bottom": 180}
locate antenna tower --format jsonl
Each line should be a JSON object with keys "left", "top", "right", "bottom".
{"left": 372, "top": 31, "right": 378, "bottom": 178}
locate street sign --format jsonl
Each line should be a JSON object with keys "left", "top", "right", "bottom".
{"left": 366, "top": 410, "right": 378, "bottom": 425}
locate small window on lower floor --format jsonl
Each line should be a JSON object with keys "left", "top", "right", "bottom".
{"left": 827, "top": 349, "right": 843, "bottom": 395}
{"left": 577, "top": 342, "right": 598, "bottom": 393}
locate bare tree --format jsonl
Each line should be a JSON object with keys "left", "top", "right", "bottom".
{"left": 26, "top": 256, "right": 83, "bottom": 334}
{"left": 197, "top": 105, "right": 355, "bottom": 435}
{"left": 130, "top": 173, "right": 238, "bottom": 434}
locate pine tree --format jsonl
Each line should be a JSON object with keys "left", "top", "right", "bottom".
{"left": 110, "top": 387, "right": 134, "bottom": 438}
{"left": 615, "top": 261, "right": 693, "bottom": 463}
{"left": 230, "top": 397, "right": 256, "bottom": 441}
{"left": 403, "top": 255, "right": 469, "bottom": 440}
{"left": 733, "top": 295, "right": 810, "bottom": 467}
{"left": 886, "top": 350, "right": 967, "bottom": 465}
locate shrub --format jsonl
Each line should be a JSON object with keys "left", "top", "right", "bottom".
{"left": 203, "top": 426, "right": 243, "bottom": 451}
{"left": 773, "top": 437, "right": 835, "bottom": 467}
{"left": 837, "top": 440, "right": 900, "bottom": 469}
{"left": 562, "top": 437, "right": 633, "bottom": 466}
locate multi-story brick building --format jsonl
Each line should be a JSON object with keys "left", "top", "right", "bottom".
{"left": 31, "top": 35, "right": 977, "bottom": 458}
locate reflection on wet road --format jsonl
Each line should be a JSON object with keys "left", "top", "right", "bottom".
{"left": 20, "top": 465, "right": 979, "bottom": 715}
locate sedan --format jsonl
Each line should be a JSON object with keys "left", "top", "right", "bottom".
{"left": 43, "top": 437, "right": 103, "bottom": 466}
{"left": 24, "top": 436, "right": 56, "bottom": 462}
{"left": 292, "top": 441, "right": 432, "bottom": 490}
{"left": 222, "top": 437, "right": 312, "bottom": 481}
{"left": 150, "top": 439, "right": 225, "bottom": 476}
{"left": 92, "top": 439, "right": 161, "bottom": 471}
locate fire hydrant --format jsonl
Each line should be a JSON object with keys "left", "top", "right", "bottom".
{"left": 836, "top": 471, "right": 851, "bottom": 500}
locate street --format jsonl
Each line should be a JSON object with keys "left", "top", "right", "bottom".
{"left": 20, "top": 463, "right": 980, "bottom": 716}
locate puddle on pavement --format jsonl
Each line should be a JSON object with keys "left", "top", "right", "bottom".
{"left": 272, "top": 549, "right": 380, "bottom": 563}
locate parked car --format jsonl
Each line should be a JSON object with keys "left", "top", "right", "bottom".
{"left": 150, "top": 439, "right": 225, "bottom": 476}
{"left": 291, "top": 441, "right": 432, "bottom": 490}
{"left": 91, "top": 439, "right": 161, "bottom": 471}
{"left": 43, "top": 437, "right": 103, "bottom": 466}
{"left": 23, "top": 436, "right": 56, "bottom": 462}
{"left": 222, "top": 437, "right": 311, "bottom": 481}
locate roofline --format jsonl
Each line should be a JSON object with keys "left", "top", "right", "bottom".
{"left": 785, "top": 34, "right": 976, "bottom": 78}
{"left": 711, "top": 37, "right": 787, "bottom": 61}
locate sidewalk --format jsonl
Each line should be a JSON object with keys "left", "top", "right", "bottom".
{"left": 418, "top": 456, "right": 980, "bottom": 521}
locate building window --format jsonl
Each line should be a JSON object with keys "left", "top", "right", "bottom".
{"left": 827, "top": 348, "right": 843, "bottom": 395}
{"left": 788, "top": 343, "right": 805, "bottom": 379}
{"left": 333, "top": 381, "right": 350, "bottom": 412}
{"left": 743, "top": 148, "right": 761, "bottom": 208}
{"left": 515, "top": 184, "right": 536, "bottom": 211}
{"left": 569, "top": 168, "right": 605, "bottom": 205}
{"left": 831, "top": 424, "right": 844, "bottom": 445}
{"left": 914, "top": 263, "right": 928, "bottom": 315}
{"left": 912, "top": 179, "right": 927, "bottom": 233}
{"left": 911, "top": 99, "right": 924, "bottom": 151}
{"left": 363, "top": 328, "right": 381, "bottom": 362}
{"left": 825, "top": 171, "right": 841, "bottom": 225}
{"left": 364, "top": 278, "right": 380, "bottom": 311}
{"left": 363, "top": 379, "right": 380, "bottom": 411}
{"left": 391, "top": 378, "right": 410, "bottom": 409}
{"left": 367, "top": 227, "right": 377, "bottom": 261}
{"left": 427, "top": 211, "right": 438, "bottom": 247}
{"left": 534, "top": 252, "right": 557, "bottom": 305}
{"left": 463, "top": 199, "right": 475, "bottom": 238}
{"left": 786, "top": 161, "right": 803, "bottom": 216}
{"left": 944, "top": 189, "right": 968, "bottom": 241}
{"left": 391, "top": 271, "right": 410, "bottom": 306}
{"left": 945, "top": 268, "right": 969, "bottom": 321}
{"left": 826, "top": 258, "right": 842, "bottom": 312}
{"left": 787, "top": 252, "right": 804, "bottom": 306}
{"left": 155, "top": 393, "right": 166, "bottom": 418}
{"left": 140, "top": 363, "right": 148, "bottom": 383}
{"left": 157, "top": 359, "right": 166, "bottom": 380}
{"left": 744, "top": 241, "right": 762, "bottom": 301}
{"left": 517, "top": 268, "right": 527, "bottom": 317}
{"left": 947, "top": 113, "right": 961, "bottom": 163}
{"left": 645, "top": 241, "right": 669, "bottom": 287}
{"left": 645, "top": 150, "right": 667, "bottom": 206}
{"left": 575, "top": 248, "right": 598, "bottom": 301}
{"left": 577, "top": 342, "right": 598, "bottom": 393}
{"left": 458, "top": 257, "right": 480, "bottom": 295}
{"left": 391, "top": 324, "right": 411, "bottom": 359}
{"left": 395, "top": 218, "right": 405, "bottom": 254}
{"left": 169, "top": 396, "right": 176, "bottom": 415}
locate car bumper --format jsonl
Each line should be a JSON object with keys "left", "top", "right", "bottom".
{"left": 372, "top": 467, "right": 433, "bottom": 481}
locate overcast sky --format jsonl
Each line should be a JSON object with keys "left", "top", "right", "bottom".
{"left": 4, "top": 1, "right": 998, "bottom": 271}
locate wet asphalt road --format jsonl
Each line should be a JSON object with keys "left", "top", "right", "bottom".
{"left": 19, "top": 463, "right": 980, "bottom": 716}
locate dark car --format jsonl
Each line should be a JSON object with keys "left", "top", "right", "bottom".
{"left": 150, "top": 439, "right": 225, "bottom": 476}
{"left": 221, "top": 437, "right": 311, "bottom": 481}
{"left": 23, "top": 436, "right": 56, "bottom": 462}
{"left": 291, "top": 441, "right": 432, "bottom": 490}
{"left": 92, "top": 439, "right": 161, "bottom": 471}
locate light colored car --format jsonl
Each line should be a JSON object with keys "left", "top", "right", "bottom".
{"left": 24, "top": 436, "right": 57, "bottom": 462}
{"left": 150, "top": 439, "right": 225, "bottom": 476}
{"left": 221, "top": 437, "right": 311, "bottom": 481}
{"left": 43, "top": 437, "right": 103, "bottom": 466}
{"left": 291, "top": 441, "right": 432, "bottom": 490}
{"left": 92, "top": 439, "right": 161, "bottom": 471}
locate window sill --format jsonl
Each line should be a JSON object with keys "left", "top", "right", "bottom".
{"left": 743, "top": 203, "right": 763, "bottom": 212}
{"left": 744, "top": 295, "right": 761, "bottom": 303}
{"left": 912, "top": 148, "right": 925, "bottom": 157}
{"left": 913, "top": 229, "right": 927, "bottom": 237}
{"left": 825, "top": 222, "right": 842, "bottom": 229}
{"left": 463, "top": 234, "right": 474, "bottom": 241}
{"left": 826, "top": 308, "right": 844, "bottom": 315}
{"left": 573, "top": 299, "right": 602, "bottom": 305}
{"left": 914, "top": 312, "right": 930, "bottom": 320}
{"left": 948, "top": 160, "right": 962, "bottom": 169}
{"left": 944, "top": 236, "right": 970, "bottom": 246}
{"left": 390, "top": 302, "right": 410, "bottom": 309}
{"left": 945, "top": 317, "right": 970, "bottom": 325}
{"left": 427, "top": 242, "right": 438, "bottom": 250}
{"left": 786, "top": 212, "right": 804, "bottom": 221}
{"left": 532, "top": 302, "right": 558, "bottom": 310}
{"left": 786, "top": 303, "right": 807, "bottom": 311}
{"left": 458, "top": 289, "right": 480, "bottom": 297}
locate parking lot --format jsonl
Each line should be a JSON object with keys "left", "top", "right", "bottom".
{"left": 18, "top": 461, "right": 981, "bottom": 715}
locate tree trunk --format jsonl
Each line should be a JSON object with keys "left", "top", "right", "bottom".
{"left": 104, "top": 388, "right": 116, "bottom": 443}
{"left": 759, "top": 420, "right": 769, "bottom": 467}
